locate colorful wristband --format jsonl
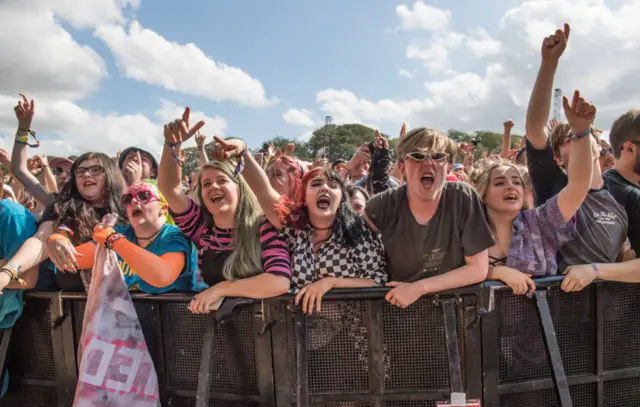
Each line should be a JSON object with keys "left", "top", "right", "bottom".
{"left": 591, "top": 263, "right": 600, "bottom": 279}
{"left": 105, "top": 232, "right": 123, "bottom": 249}
{"left": 47, "top": 233, "right": 70, "bottom": 245}
{"left": 15, "top": 128, "right": 39, "bottom": 148}
{"left": 234, "top": 149, "right": 247, "bottom": 177}
{"left": 567, "top": 128, "right": 591, "bottom": 142}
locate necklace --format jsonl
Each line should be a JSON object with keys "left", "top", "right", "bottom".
{"left": 311, "top": 222, "right": 333, "bottom": 231}
{"left": 136, "top": 229, "right": 160, "bottom": 241}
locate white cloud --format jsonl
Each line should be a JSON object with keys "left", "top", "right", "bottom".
{"left": 465, "top": 27, "right": 502, "bottom": 58}
{"left": 0, "top": 6, "right": 107, "bottom": 100}
{"left": 298, "top": 131, "right": 314, "bottom": 142}
{"left": 95, "top": 21, "right": 275, "bottom": 107}
{"left": 0, "top": 96, "right": 226, "bottom": 158}
{"left": 406, "top": 32, "right": 465, "bottom": 73}
{"left": 396, "top": 1, "right": 451, "bottom": 32}
{"left": 49, "top": 0, "right": 140, "bottom": 29}
{"left": 315, "top": 89, "right": 434, "bottom": 125}
{"left": 398, "top": 68, "right": 415, "bottom": 79}
{"left": 283, "top": 108, "right": 316, "bottom": 128}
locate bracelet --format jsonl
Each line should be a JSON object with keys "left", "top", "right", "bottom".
{"left": 165, "top": 142, "right": 182, "bottom": 167}
{"left": 567, "top": 128, "right": 591, "bottom": 142}
{"left": 591, "top": 263, "right": 600, "bottom": 279}
{"left": 0, "top": 264, "right": 26, "bottom": 287}
{"left": 105, "top": 232, "right": 123, "bottom": 249}
{"left": 57, "top": 225, "right": 74, "bottom": 240}
{"left": 15, "top": 128, "right": 39, "bottom": 148}
{"left": 233, "top": 149, "right": 247, "bottom": 177}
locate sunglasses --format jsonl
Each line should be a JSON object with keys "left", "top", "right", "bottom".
{"left": 52, "top": 167, "right": 71, "bottom": 176}
{"left": 75, "top": 165, "right": 105, "bottom": 177}
{"left": 121, "top": 190, "right": 160, "bottom": 206}
{"left": 406, "top": 151, "right": 450, "bottom": 163}
{"left": 600, "top": 147, "right": 613, "bottom": 157}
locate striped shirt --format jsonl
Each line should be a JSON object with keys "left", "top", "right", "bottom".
{"left": 170, "top": 198, "right": 291, "bottom": 285}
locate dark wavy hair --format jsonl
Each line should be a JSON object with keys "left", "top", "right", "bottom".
{"left": 275, "top": 167, "right": 365, "bottom": 247}
{"left": 52, "top": 152, "right": 127, "bottom": 244}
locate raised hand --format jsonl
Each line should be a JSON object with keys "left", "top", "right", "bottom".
{"left": 399, "top": 123, "right": 406, "bottom": 138}
{"left": 284, "top": 143, "right": 295, "bottom": 156}
{"left": 562, "top": 90, "right": 596, "bottom": 134}
{"left": 32, "top": 154, "right": 49, "bottom": 169}
{"left": 0, "top": 148, "right": 11, "bottom": 169}
{"left": 541, "top": 23, "right": 570, "bottom": 62}
{"left": 195, "top": 133, "right": 206, "bottom": 148}
{"left": 503, "top": 120, "right": 515, "bottom": 131}
{"left": 14, "top": 93, "right": 35, "bottom": 129}
{"left": 374, "top": 129, "right": 389, "bottom": 150}
{"left": 212, "top": 136, "right": 246, "bottom": 161}
{"left": 123, "top": 151, "right": 143, "bottom": 185}
{"left": 547, "top": 119, "right": 559, "bottom": 135}
{"left": 163, "top": 107, "right": 205, "bottom": 145}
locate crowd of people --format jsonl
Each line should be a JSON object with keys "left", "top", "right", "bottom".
{"left": 0, "top": 23, "right": 639, "bottom": 319}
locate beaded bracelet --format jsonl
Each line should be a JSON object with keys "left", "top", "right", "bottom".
{"left": 166, "top": 142, "right": 182, "bottom": 167}
{"left": 105, "top": 232, "right": 123, "bottom": 250}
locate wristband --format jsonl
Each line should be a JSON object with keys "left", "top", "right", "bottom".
{"left": 567, "top": 128, "right": 591, "bottom": 142}
{"left": 57, "top": 225, "right": 74, "bottom": 240}
{"left": 591, "top": 263, "right": 600, "bottom": 279}
{"left": 105, "top": 232, "right": 123, "bottom": 250}
{"left": 233, "top": 149, "right": 247, "bottom": 177}
{"left": 0, "top": 264, "right": 26, "bottom": 287}
{"left": 15, "top": 128, "right": 40, "bottom": 148}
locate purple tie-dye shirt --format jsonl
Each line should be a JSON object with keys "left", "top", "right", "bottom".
{"left": 505, "top": 195, "right": 576, "bottom": 276}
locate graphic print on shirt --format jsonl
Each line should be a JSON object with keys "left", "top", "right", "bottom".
{"left": 422, "top": 248, "right": 447, "bottom": 274}
{"left": 592, "top": 210, "right": 620, "bottom": 226}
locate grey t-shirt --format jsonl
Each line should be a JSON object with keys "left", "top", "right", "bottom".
{"left": 557, "top": 189, "right": 628, "bottom": 272}
{"left": 365, "top": 182, "right": 494, "bottom": 282}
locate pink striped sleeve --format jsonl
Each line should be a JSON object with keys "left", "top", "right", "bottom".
{"left": 169, "top": 198, "right": 209, "bottom": 244}
{"left": 259, "top": 219, "right": 292, "bottom": 279}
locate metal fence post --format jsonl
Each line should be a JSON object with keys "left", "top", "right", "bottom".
{"left": 195, "top": 313, "right": 216, "bottom": 407}
{"left": 50, "top": 295, "right": 78, "bottom": 407}
{"left": 535, "top": 290, "right": 572, "bottom": 407}
{"left": 295, "top": 310, "right": 309, "bottom": 407}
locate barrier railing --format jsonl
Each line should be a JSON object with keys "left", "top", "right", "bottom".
{"left": 0, "top": 278, "right": 639, "bottom": 407}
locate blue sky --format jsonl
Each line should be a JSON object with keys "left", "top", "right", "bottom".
{"left": 1, "top": 0, "right": 637, "bottom": 156}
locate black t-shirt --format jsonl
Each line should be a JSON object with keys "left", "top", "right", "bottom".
{"left": 526, "top": 139, "right": 567, "bottom": 206}
{"left": 40, "top": 203, "right": 111, "bottom": 291}
{"left": 365, "top": 182, "right": 494, "bottom": 282}
{"left": 603, "top": 169, "right": 640, "bottom": 255}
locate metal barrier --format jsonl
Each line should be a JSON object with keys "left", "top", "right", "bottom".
{"left": 0, "top": 279, "right": 638, "bottom": 406}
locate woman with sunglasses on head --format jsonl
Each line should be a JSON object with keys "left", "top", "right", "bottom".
{"left": 66, "top": 180, "right": 202, "bottom": 293}
{"left": 212, "top": 136, "right": 387, "bottom": 315}
{"left": 1, "top": 96, "right": 127, "bottom": 290}
{"left": 157, "top": 109, "right": 292, "bottom": 314}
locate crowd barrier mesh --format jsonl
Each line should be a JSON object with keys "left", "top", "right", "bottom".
{"left": 0, "top": 280, "right": 638, "bottom": 406}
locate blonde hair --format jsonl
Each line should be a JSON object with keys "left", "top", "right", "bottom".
{"left": 193, "top": 160, "right": 263, "bottom": 281}
{"left": 396, "top": 127, "right": 457, "bottom": 163}
{"left": 474, "top": 162, "right": 530, "bottom": 211}
{"left": 609, "top": 109, "right": 640, "bottom": 159}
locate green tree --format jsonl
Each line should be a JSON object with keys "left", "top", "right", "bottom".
{"left": 308, "top": 124, "right": 382, "bottom": 161}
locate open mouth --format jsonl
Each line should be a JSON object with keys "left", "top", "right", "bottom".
{"left": 131, "top": 208, "right": 143, "bottom": 218}
{"left": 420, "top": 174, "right": 435, "bottom": 188}
{"left": 503, "top": 193, "right": 519, "bottom": 202}
{"left": 210, "top": 193, "right": 224, "bottom": 204}
{"left": 83, "top": 181, "right": 96, "bottom": 188}
{"left": 316, "top": 194, "right": 331, "bottom": 209}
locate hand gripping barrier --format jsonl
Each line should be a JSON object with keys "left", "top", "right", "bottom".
{"left": 0, "top": 278, "right": 639, "bottom": 406}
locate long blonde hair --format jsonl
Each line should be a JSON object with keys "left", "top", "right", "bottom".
{"left": 193, "top": 161, "right": 263, "bottom": 280}
{"left": 474, "top": 162, "right": 530, "bottom": 211}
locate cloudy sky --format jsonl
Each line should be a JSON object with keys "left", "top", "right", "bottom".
{"left": 0, "top": 0, "right": 638, "bottom": 158}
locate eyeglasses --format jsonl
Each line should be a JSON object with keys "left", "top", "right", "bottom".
{"left": 121, "top": 190, "right": 160, "bottom": 206}
{"left": 75, "top": 165, "right": 105, "bottom": 177}
{"left": 405, "top": 151, "right": 450, "bottom": 163}
{"left": 52, "top": 167, "right": 71, "bottom": 176}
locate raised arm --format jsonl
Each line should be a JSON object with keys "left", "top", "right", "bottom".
{"left": 555, "top": 90, "right": 596, "bottom": 222}
{"left": 10, "top": 95, "right": 53, "bottom": 205}
{"left": 157, "top": 107, "right": 205, "bottom": 213}
{"left": 195, "top": 133, "right": 210, "bottom": 166}
{"left": 500, "top": 120, "right": 514, "bottom": 158}
{"left": 525, "top": 24, "right": 570, "bottom": 149}
{"left": 212, "top": 137, "right": 284, "bottom": 229}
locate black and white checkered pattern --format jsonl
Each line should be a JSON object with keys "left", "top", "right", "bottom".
{"left": 281, "top": 226, "right": 387, "bottom": 293}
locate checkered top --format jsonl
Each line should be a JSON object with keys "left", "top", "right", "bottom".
{"left": 280, "top": 225, "right": 388, "bottom": 293}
